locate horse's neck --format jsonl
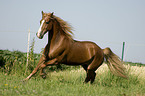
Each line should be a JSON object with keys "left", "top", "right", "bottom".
{"left": 48, "top": 21, "right": 73, "bottom": 50}
{"left": 48, "top": 24, "right": 66, "bottom": 46}
{"left": 48, "top": 30, "right": 53, "bottom": 44}
{"left": 52, "top": 22, "right": 66, "bottom": 41}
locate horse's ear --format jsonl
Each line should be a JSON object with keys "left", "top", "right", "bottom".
{"left": 51, "top": 12, "right": 54, "bottom": 17}
{"left": 41, "top": 11, "right": 44, "bottom": 15}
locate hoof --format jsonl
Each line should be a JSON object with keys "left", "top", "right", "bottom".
{"left": 40, "top": 73, "right": 46, "bottom": 79}
{"left": 42, "top": 75, "right": 46, "bottom": 79}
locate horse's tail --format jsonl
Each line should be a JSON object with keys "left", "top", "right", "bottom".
{"left": 103, "top": 47, "right": 128, "bottom": 78}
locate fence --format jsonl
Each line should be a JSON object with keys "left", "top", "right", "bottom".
{"left": 0, "top": 30, "right": 145, "bottom": 64}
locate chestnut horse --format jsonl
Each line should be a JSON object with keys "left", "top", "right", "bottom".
{"left": 24, "top": 11, "right": 127, "bottom": 83}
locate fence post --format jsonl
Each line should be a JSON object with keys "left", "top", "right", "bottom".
{"left": 121, "top": 42, "right": 125, "bottom": 61}
{"left": 25, "top": 28, "right": 30, "bottom": 74}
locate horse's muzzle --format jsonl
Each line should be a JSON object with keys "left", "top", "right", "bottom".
{"left": 36, "top": 32, "right": 43, "bottom": 39}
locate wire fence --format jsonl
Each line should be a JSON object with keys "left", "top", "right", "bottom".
{"left": 0, "top": 30, "right": 145, "bottom": 64}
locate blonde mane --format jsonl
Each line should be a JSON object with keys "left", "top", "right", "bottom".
{"left": 53, "top": 15, "right": 74, "bottom": 39}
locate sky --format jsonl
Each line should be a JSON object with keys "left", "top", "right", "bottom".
{"left": 0, "top": 0, "right": 145, "bottom": 63}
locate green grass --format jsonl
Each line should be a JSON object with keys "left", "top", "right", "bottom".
{"left": 0, "top": 64, "right": 145, "bottom": 96}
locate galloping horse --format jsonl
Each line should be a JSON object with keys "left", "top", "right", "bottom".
{"left": 24, "top": 11, "right": 127, "bottom": 83}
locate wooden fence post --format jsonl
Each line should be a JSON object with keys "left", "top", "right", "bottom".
{"left": 25, "top": 29, "right": 30, "bottom": 74}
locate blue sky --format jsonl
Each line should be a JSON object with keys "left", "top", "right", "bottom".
{"left": 0, "top": 0, "right": 145, "bottom": 63}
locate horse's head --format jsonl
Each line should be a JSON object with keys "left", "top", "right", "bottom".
{"left": 37, "top": 11, "right": 54, "bottom": 39}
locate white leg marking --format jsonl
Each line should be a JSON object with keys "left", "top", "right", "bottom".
{"left": 37, "top": 20, "right": 45, "bottom": 38}
{"left": 24, "top": 73, "right": 33, "bottom": 81}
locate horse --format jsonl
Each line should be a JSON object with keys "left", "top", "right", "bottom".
{"left": 24, "top": 11, "right": 127, "bottom": 83}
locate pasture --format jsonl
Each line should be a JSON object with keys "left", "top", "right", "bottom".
{"left": 0, "top": 65, "right": 145, "bottom": 95}
{"left": 0, "top": 50, "right": 145, "bottom": 96}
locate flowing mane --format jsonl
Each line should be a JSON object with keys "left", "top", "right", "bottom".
{"left": 53, "top": 15, "right": 74, "bottom": 39}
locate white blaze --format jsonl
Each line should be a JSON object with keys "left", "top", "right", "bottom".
{"left": 37, "top": 20, "right": 45, "bottom": 38}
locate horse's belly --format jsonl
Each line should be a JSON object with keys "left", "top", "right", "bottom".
{"left": 66, "top": 49, "right": 93, "bottom": 65}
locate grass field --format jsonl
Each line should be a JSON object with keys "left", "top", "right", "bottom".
{"left": 0, "top": 63, "right": 145, "bottom": 96}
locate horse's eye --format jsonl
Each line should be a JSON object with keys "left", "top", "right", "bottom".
{"left": 46, "top": 21, "right": 49, "bottom": 24}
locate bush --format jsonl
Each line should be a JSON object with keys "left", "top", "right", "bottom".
{"left": 0, "top": 50, "right": 26, "bottom": 74}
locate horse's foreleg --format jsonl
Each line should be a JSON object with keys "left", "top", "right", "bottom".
{"left": 45, "top": 58, "right": 58, "bottom": 65}
{"left": 39, "top": 64, "right": 47, "bottom": 79}
{"left": 24, "top": 56, "right": 45, "bottom": 81}
{"left": 39, "top": 58, "right": 58, "bottom": 79}
{"left": 24, "top": 65, "right": 42, "bottom": 81}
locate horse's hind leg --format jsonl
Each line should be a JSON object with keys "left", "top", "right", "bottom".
{"left": 84, "top": 69, "right": 96, "bottom": 83}
{"left": 82, "top": 65, "right": 94, "bottom": 83}
{"left": 90, "top": 70, "right": 96, "bottom": 84}
{"left": 84, "top": 56, "right": 103, "bottom": 84}
{"left": 82, "top": 64, "right": 88, "bottom": 72}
